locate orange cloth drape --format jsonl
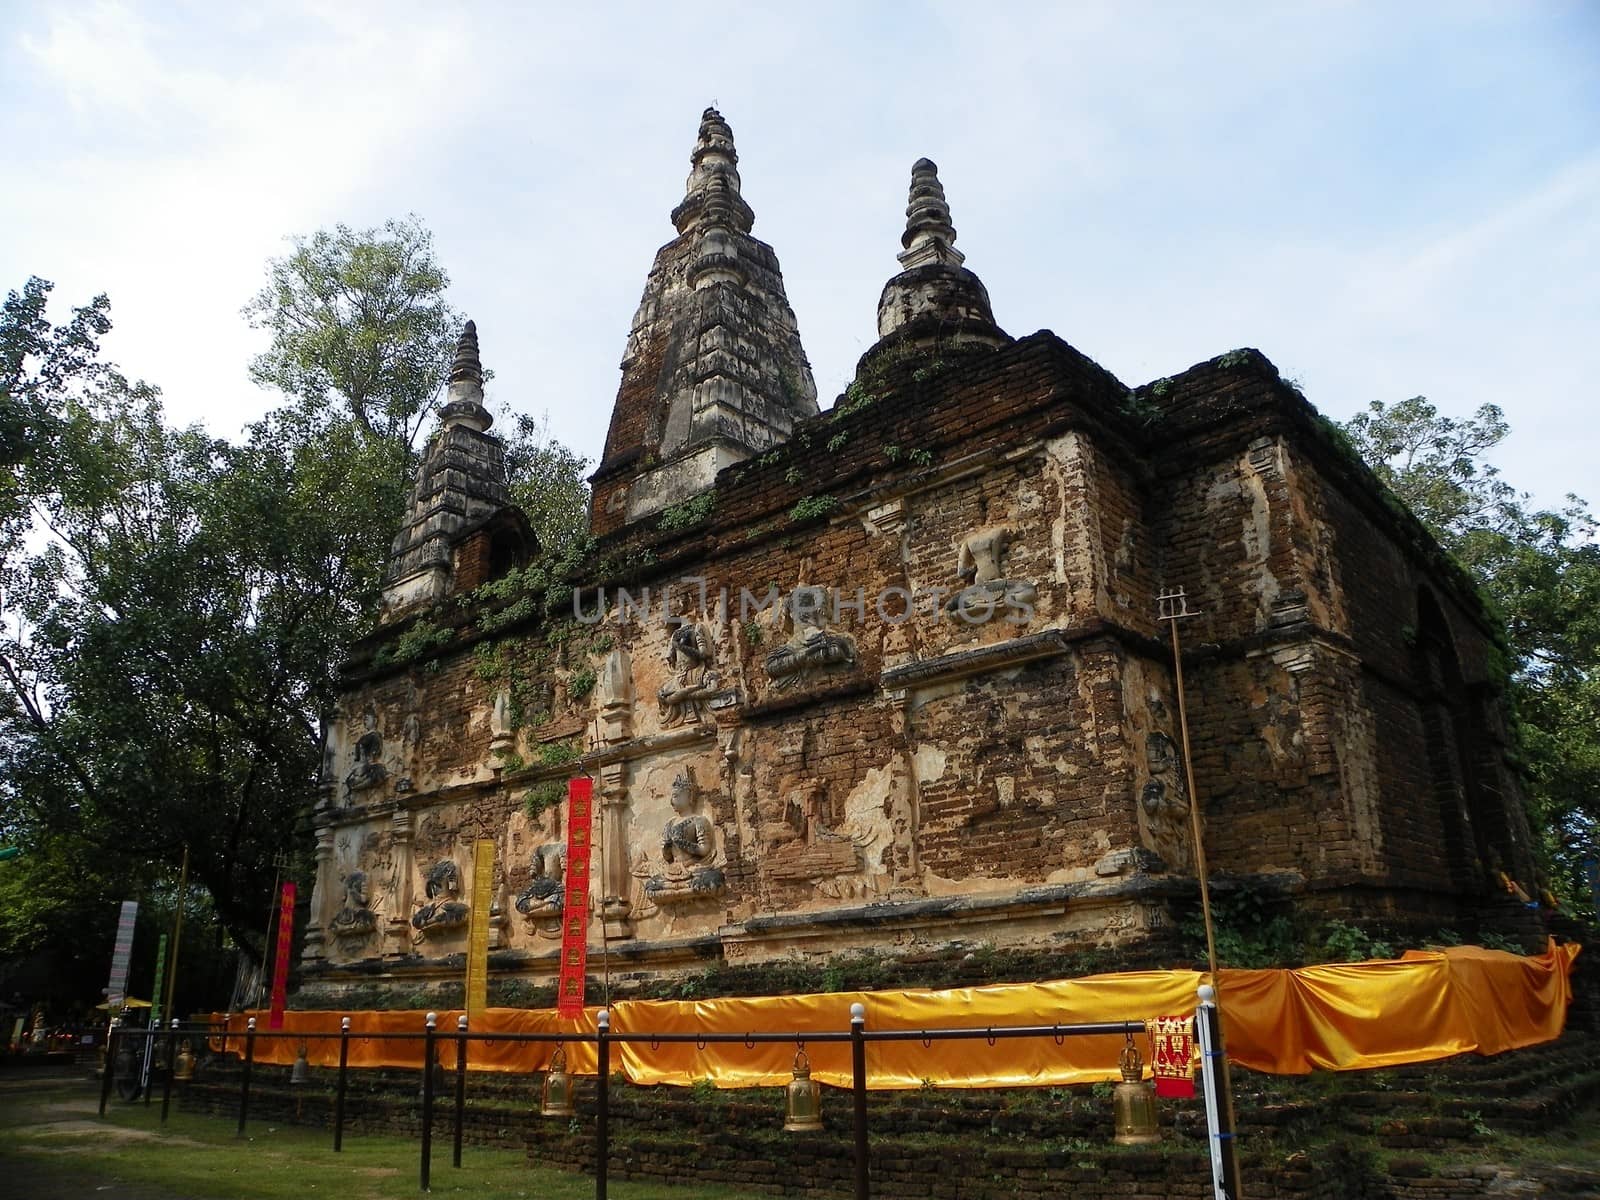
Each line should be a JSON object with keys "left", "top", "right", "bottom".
{"left": 213, "top": 939, "right": 1578, "bottom": 1088}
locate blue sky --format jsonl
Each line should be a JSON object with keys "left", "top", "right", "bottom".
{"left": 3, "top": 1, "right": 1596, "bottom": 511}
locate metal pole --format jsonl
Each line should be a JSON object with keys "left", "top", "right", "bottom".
{"left": 420, "top": 1012, "right": 437, "bottom": 1193}
{"left": 333, "top": 1016, "right": 350, "bottom": 1152}
{"left": 452, "top": 1015, "right": 468, "bottom": 1168}
{"left": 160, "top": 1018, "right": 178, "bottom": 1123}
{"left": 143, "top": 1021, "right": 155, "bottom": 1107}
{"left": 1197, "top": 985, "right": 1241, "bottom": 1200}
{"left": 163, "top": 845, "right": 190, "bottom": 1022}
{"left": 596, "top": 1009, "right": 610, "bottom": 1200}
{"left": 99, "top": 1021, "right": 118, "bottom": 1116}
{"left": 1163, "top": 593, "right": 1243, "bottom": 1195}
{"left": 237, "top": 1018, "right": 256, "bottom": 1138}
{"left": 1166, "top": 608, "right": 1220, "bottom": 979}
{"left": 850, "top": 1002, "right": 869, "bottom": 1200}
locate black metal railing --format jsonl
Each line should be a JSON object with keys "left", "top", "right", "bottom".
{"left": 100, "top": 1005, "right": 1228, "bottom": 1200}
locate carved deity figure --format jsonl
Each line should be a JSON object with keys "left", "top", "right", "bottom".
{"left": 345, "top": 710, "right": 388, "bottom": 798}
{"left": 763, "top": 586, "right": 856, "bottom": 691}
{"left": 946, "top": 525, "right": 1037, "bottom": 624}
{"left": 657, "top": 619, "right": 720, "bottom": 726}
{"left": 635, "top": 769, "right": 726, "bottom": 904}
{"left": 329, "top": 870, "right": 379, "bottom": 940}
{"left": 514, "top": 842, "right": 566, "bottom": 927}
{"left": 1138, "top": 732, "right": 1191, "bottom": 872}
{"left": 411, "top": 859, "right": 470, "bottom": 938}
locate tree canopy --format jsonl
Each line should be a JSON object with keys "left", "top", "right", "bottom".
{"left": 1, "top": 221, "right": 590, "bottom": 1010}
{"left": 1343, "top": 396, "right": 1600, "bottom": 911}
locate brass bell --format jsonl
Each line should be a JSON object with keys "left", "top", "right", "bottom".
{"left": 290, "top": 1040, "right": 310, "bottom": 1086}
{"left": 174, "top": 1040, "right": 196, "bottom": 1081}
{"left": 783, "top": 1048, "right": 823, "bottom": 1133}
{"left": 1112, "top": 1035, "right": 1160, "bottom": 1145}
{"left": 540, "top": 1042, "right": 575, "bottom": 1118}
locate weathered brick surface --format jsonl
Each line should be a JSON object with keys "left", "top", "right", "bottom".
{"left": 304, "top": 326, "right": 1542, "bottom": 997}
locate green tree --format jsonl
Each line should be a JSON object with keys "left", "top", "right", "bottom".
{"left": 242, "top": 215, "right": 459, "bottom": 449}
{"left": 1343, "top": 397, "right": 1600, "bottom": 911}
{"left": 500, "top": 411, "right": 591, "bottom": 551}
{"left": 4, "top": 242, "right": 594, "bottom": 1007}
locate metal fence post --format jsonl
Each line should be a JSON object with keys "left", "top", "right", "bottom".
{"left": 452, "top": 1015, "right": 468, "bottom": 1168}
{"left": 596, "top": 1009, "right": 610, "bottom": 1200}
{"left": 160, "top": 1018, "right": 178, "bottom": 1123}
{"left": 851, "top": 1002, "right": 869, "bottom": 1200}
{"left": 1196, "top": 984, "right": 1241, "bottom": 1200}
{"left": 420, "top": 1012, "right": 437, "bottom": 1193}
{"left": 99, "top": 1021, "right": 118, "bottom": 1116}
{"left": 237, "top": 1018, "right": 256, "bottom": 1138}
{"left": 333, "top": 1016, "right": 350, "bottom": 1152}
{"left": 144, "top": 1024, "right": 155, "bottom": 1107}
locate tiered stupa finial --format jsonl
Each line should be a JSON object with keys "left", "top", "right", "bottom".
{"left": 898, "top": 158, "right": 964, "bottom": 269}
{"left": 671, "top": 107, "right": 755, "bottom": 236}
{"left": 438, "top": 319, "right": 492, "bottom": 433}
{"left": 869, "top": 159, "right": 1010, "bottom": 357}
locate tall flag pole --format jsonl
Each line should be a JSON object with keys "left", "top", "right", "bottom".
{"left": 162, "top": 844, "right": 189, "bottom": 1020}
{"left": 1158, "top": 586, "right": 1242, "bottom": 1196}
{"left": 556, "top": 777, "right": 595, "bottom": 1020}
{"left": 268, "top": 881, "right": 296, "bottom": 1030}
{"left": 465, "top": 838, "right": 495, "bottom": 1019}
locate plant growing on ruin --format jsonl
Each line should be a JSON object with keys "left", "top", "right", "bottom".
{"left": 789, "top": 494, "right": 840, "bottom": 524}
{"left": 658, "top": 492, "right": 715, "bottom": 532}
{"left": 522, "top": 780, "right": 564, "bottom": 820}
{"left": 566, "top": 665, "right": 596, "bottom": 701}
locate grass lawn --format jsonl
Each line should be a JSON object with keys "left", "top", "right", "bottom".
{"left": 0, "top": 1067, "right": 743, "bottom": 1200}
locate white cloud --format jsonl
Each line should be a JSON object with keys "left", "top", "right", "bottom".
{"left": 3, "top": 0, "right": 1594, "bottom": 512}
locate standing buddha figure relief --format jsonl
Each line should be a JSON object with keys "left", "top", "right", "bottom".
{"left": 1138, "top": 731, "right": 1192, "bottom": 873}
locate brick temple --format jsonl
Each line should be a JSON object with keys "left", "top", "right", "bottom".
{"left": 301, "top": 109, "right": 1537, "bottom": 997}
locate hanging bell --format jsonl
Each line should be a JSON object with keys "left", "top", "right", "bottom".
{"left": 174, "top": 1040, "right": 197, "bottom": 1081}
{"left": 289, "top": 1040, "right": 311, "bottom": 1086}
{"left": 540, "top": 1042, "right": 575, "bottom": 1118}
{"left": 1112, "top": 1035, "right": 1160, "bottom": 1145}
{"left": 783, "top": 1048, "right": 823, "bottom": 1133}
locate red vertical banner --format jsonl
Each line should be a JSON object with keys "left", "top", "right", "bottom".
{"left": 268, "top": 881, "right": 296, "bottom": 1030}
{"left": 556, "top": 777, "right": 594, "bottom": 1020}
{"left": 1149, "top": 1015, "right": 1196, "bottom": 1098}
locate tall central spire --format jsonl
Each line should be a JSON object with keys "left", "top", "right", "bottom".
{"left": 590, "top": 108, "right": 818, "bottom": 536}
{"left": 671, "top": 107, "right": 755, "bottom": 236}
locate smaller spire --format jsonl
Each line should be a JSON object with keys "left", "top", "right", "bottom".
{"left": 672, "top": 107, "right": 755, "bottom": 236}
{"left": 867, "top": 159, "right": 1010, "bottom": 356}
{"left": 449, "top": 319, "right": 483, "bottom": 386}
{"left": 897, "top": 159, "right": 964, "bottom": 270}
{"left": 438, "top": 319, "right": 492, "bottom": 432}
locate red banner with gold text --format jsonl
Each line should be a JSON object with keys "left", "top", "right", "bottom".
{"left": 1149, "top": 1014, "right": 1195, "bottom": 1097}
{"left": 269, "top": 882, "right": 295, "bottom": 1030}
{"left": 556, "top": 778, "right": 594, "bottom": 1019}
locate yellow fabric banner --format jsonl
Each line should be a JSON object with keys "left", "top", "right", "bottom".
{"left": 213, "top": 939, "right": 1578, "bottom": 1088}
